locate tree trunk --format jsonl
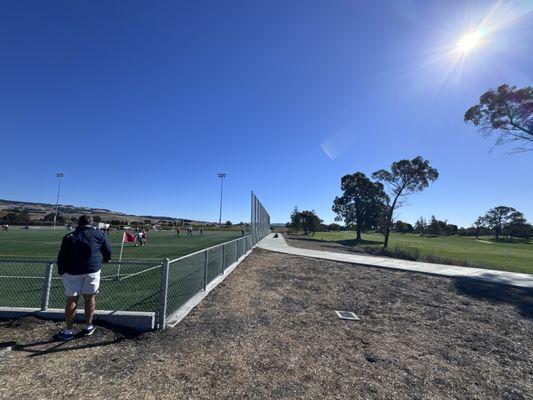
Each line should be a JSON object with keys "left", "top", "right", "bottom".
{"left": 383, "top": 197, "right": 398, "bottom": 249}
{"left": 356, "top": 226, "right": 361, "bottom": 241}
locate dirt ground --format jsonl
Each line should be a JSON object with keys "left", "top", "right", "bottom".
{"left": 1, "top": 249, "right": 532, "bottom": 399}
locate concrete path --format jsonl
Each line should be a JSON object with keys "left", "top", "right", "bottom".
{"left": 258, "top": 234, "right": 533, "bottom": 289}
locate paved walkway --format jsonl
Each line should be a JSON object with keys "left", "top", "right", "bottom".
{"left": 258, "top": 234, "right": 533, "bottom": 289}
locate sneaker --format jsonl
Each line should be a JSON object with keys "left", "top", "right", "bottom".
{"left": 57, "top": 329, "right": 74, "bottom": 341}
{"left": 83, "top": 325, "right": 96, "bottom": 336}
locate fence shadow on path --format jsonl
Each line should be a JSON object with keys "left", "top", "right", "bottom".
{"left": 454, "top": 278, "right": 533, "bottom": 320}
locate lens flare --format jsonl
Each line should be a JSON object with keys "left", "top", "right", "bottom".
{"left": 457, "top": 30, "right": 483, "bottom": 53}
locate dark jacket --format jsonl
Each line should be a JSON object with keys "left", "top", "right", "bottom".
{"left": 57, "top": 226, "right": 112, "bottom": 275}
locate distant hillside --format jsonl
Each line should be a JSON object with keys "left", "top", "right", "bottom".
{"left": 0, "top": 199, "right": 210, "bottom": 225}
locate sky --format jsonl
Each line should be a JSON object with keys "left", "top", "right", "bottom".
{"left": 1, "top": 0, "right": 532, "bottom": 226}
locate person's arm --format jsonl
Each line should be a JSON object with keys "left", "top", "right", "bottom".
{"left": 57, "top": 235, "right": 71, "bottom": 275}
{"left": 100, "top": 233, "right": 112, "bottom": 262}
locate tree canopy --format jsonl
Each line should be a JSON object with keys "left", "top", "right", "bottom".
{"left": 464, "top": 84, "right": 533, "bottom": 152}
{"left": 483, "top": 206, "right": 524, "bottom": 240}
{"left": 372, "top": 156, "right": 438, "bottom": 248}
{"left": 332, "top": 172, "right": 388, "bottom": 241}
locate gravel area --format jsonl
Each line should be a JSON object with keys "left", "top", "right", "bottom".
{"left": 1, "top": 248, "right": 532, "bottom": 399}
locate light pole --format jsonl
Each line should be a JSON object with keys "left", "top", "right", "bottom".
{"left": 53, "top": 172, "right": 64, "bottom": 230}
{"left": 218, "top": 173, "right": 226, "bottom": 228}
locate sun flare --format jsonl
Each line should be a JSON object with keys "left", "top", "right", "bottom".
{"left": 457, "top": 30, "right": 483, "bottom": 53}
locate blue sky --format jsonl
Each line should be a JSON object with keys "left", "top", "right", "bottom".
{"left": 1, "top": 0, "right": 532, "bottom": 226}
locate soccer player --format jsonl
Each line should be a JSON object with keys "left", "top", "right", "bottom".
{"left": 56, "top": 215, "right": 111, "bottom": 340}
{"left": 200, "top": 228, "right": 204, "bottom": 237}
{"left": 176, "top": 226, "right": 180, "bottom": 237}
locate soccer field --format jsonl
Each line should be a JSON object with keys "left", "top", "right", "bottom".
{"left": 0, "top": 228, "right": 248, "bottom": 314}
{"left": 0, "top": 228, "right": 243, "bottom": 260}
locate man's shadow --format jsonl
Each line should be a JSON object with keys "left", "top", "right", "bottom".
{"left": 0, "top": 320, "right": 142, "bottom": 357}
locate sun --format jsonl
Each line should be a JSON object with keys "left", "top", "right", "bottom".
{"left": 457, "top": 30, "right": 483, "bottom": 53}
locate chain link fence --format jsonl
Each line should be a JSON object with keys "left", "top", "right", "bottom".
{"left": 0, "top": 193, "right": 271, "bottom": 330}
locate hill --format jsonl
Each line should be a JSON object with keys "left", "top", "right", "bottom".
{"left": 0, "top": 198, "right": 209, "bottom": 226}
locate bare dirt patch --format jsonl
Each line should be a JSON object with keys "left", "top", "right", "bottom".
{"left": 1, "top": 249, "right": 532, "bottom": 399}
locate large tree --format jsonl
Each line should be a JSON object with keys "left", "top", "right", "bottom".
{"left": 372, "top": 156, "right": 438, "bottom": 248}
{"left": 473, "top": 216, "right": 486, "bottom": 240}
{"left": 332, "top": 172, "right": 388, "bottom": 241}
{"left": 483, "top": 206, "right": 524, "bottom": 240}
{"left": 300, "top": 210, "right": 322, "bottom": 235}
{"left": 464, "top": 84, "right": 533, "bottom": 152}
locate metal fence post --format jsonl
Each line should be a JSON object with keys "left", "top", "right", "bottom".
{"left": 203, "top": 250, "right": 208, "bottom": 291}
{"left": 40, "top": 262, "right": 54, "bottom": 311}
{"left": 221, "top": 244, "right": 225, "bottom": 274}
{"left": 157, "top": 258, "right": 170, "bottom": 330}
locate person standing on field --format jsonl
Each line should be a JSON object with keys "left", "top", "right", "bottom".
{"left": 56, "top": 215, "right": 112, "bottom": 340}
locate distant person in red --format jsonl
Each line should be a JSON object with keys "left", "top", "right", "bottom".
{"left": 56, "top": 215, "right": 111, "bottom": 340}
{"left": 141, "top": 229, "right": 147, "bottom": 246}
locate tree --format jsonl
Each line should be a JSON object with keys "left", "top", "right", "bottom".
{"left": 483, "top": 206, "right": 524, "bottom": 240}
{"left": 225, "top": 220, "right": 232, "bottom": 226}
{"left": 289, "top": 206, "right": 302, "bottom": 233}
{"left": 414, "top": 217, "right": 427, "bottom": 234}
{"left": 473, "top": 216, "right": 486, "bottom": 240}
{"left": 300, "top": 210, "right": 322, "bottom": 235}
{"left": 464, "top": 84, "right": 533, "bottom": 152}
{"left": 332, "top": 172, "right": 388, "bottom": 241}
{"left": 503, "top": 221, "right": 533, "bottom": 240}
{"left": 372, "top": 156, "right": 438, "bottom": 248}
{"left": 327, "top": 223, "right": 341, "bottom": 231}
{"left": 393, "top": 220, "right": 414, "bottom": 234}
{"left": 93, "top": 216, "right": 102, "bottom": 223}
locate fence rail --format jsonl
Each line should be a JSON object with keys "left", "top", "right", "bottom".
{"left": 0, "top": 193, "right": 271, "bottom": 330}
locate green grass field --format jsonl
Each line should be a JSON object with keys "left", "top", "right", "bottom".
{"left": 0, "top": 228, "right": 243, "bottom": 261}
{"left": 300, "top": 231, "right": 533, "bottom": 274}
{"left": 0, "top": 228, "right": 248, "bottom": 314}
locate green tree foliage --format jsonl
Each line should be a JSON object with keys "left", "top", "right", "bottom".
{"left": 332, "top": 172, "right": 388, "bottom": 241}
{"left": 300, "top": 210, "right": 322, "bottom": 235}
{"left": 483, "top": 206, "right": 525, "bottom": 240}
{"left": 473, "top": 216, "right": 486, "bottom": 240}
{"left": 372, "top": 156, "right": 439, "bottom": 248}
{"left": 503, "top": 221, "right": 533, "bottom": 240}
{"left": 43, "top": 212, "right": 65, "bottom": 223}
{"left": 3, "top": 210, "right": 31, "bottom": 222}
{"left": 464, "top": 84, "right": 533, "bottom": 152}
{"left": 414, "top": 217, "right": 427, "bottom": 234}
{"left": 289, "top": 206, "right": 302, "bottom": 233}
{"left": 393, "top": 220, "right": 414, "bottom": 234}
{"left": 327, "top": 223, "right": 342, "bottom": 231}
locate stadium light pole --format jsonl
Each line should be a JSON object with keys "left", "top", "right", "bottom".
{"left": 53, "top": 172, "right": 64, "bottom": 230}
{"left": 218, "top": 173, "right": 226, "bottom": 229}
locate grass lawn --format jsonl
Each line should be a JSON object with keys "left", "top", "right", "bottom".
{"left": 298, "top": 231, "right": 533, "bottom": 274}
{"left": 0, "top": 228, "right": 243, "bottom": 261}
{"left": 0, "top": 228, "right": 247, "bottom": 313}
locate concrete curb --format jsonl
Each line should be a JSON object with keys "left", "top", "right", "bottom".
{"left": 0, "top": 307, "right": 155, "bottom": 332}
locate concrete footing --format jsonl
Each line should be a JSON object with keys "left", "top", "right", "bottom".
{"left": 0, "top": 307, "right": 155, "bottom": 332}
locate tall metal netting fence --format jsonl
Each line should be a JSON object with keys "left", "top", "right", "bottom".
{"left": 0, "top": 192, "right": 271, "bottom": 330}
{"left": 251, "top": 192, "right": 271, "bottom": 245}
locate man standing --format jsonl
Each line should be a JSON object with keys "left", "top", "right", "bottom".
{"left": 56, "top": 215, "right": 112, "bottom": 340}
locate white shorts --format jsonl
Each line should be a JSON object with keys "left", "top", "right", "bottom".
{"left": 62, "top": 271, "right": 101, "bottom": 296}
